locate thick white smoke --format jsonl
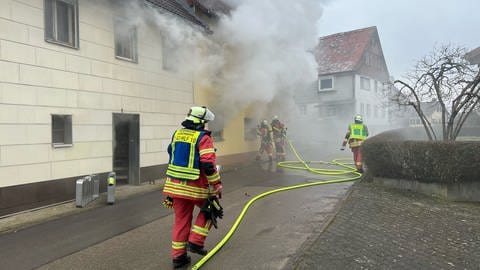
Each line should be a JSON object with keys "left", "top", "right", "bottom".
{"left": 207, "top": 0, "right": 323, "bottom": 119}
{"left": 119, "top": 0, "right": 324, "bottom": 129}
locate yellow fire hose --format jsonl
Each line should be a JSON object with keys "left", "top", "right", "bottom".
{"left": 191, "top": 140, "right": 361, "bottom": 270}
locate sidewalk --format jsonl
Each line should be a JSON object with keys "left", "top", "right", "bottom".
{"left": 0, "top": 181, "right": 164, "bottom": 235}
{"left": 293, "top": 180, "right": 480, "bottom": 270}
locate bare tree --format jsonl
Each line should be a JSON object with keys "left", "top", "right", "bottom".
{"left": 387, "top": 45, "right": 480, "bottom": 141}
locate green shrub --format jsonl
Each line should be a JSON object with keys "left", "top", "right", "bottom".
{"left": 363, "top": 130, "right": 480, "bottom": 184}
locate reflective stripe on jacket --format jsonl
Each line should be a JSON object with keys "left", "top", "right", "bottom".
{"left": 166, "top": 129, "right": 204, "bottom": 181}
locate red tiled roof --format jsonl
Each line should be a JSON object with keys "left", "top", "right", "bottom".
{"left": 145, "top": 0, "right": 209, "bottom": 30}
{"left": 315, "top": 26, "right": 376, "bottom": 75}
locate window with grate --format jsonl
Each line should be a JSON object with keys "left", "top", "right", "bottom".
{"left": 44, "top": 0, "right": 79, "bottom": 48}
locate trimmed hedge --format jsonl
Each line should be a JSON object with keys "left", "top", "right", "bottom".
{"left": 363, "top": 129, "right": 480, "bottom": 184}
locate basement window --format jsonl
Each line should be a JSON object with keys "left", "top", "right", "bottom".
{"left": 44, "top": 0, "right": 79, "bottom": 48}
{"left": 52, "top": 114, "right": 72, "bottom": 147}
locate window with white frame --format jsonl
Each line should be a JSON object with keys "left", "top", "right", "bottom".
{"left": 114, "top": 19, "right": 138, "bottom": 62}
{"left": 44, "top": 0, "right": 79, "bottom": 48}
{"left": 318, "top": 76, "right": 334, "bottom": 91}
{"left": 52, "top": 114, "right": 72, "bottom": 147}
{"left": 360, "top": 76, "right": 370, "bottom": 90}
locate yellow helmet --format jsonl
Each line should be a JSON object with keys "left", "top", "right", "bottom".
{"left": 186, "top": 106, "right": 215, "bottom": 124}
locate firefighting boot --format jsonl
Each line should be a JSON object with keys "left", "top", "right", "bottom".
{"left": 172, "top": 253, "right": 191, "bottom": 269}
{"left": 188, "top": 242, "right": 208, "bottom": 255}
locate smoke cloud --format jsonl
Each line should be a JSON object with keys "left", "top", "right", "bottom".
{"left": 138, "top": 0, "right": 324, "bottom": 122}
{"left": 207, "top": 0, "right": 323, "bottom": 120}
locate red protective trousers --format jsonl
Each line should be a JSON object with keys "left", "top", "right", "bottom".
{"left": 351, "top": 146, "right": 363, "bottom": 170}
{"left": 171, "top": 198, "right": 212, "bottom": 258}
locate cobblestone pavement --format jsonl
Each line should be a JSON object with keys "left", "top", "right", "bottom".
{"left": 293, "top": 181, "right": 480, "bottom": 270}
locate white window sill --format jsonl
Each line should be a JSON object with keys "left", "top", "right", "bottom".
{"left": 318, "top": 89, "right": 335, "bottom": 92}
{"left": 52, "top": 143, "right": 73, "bottom": 148}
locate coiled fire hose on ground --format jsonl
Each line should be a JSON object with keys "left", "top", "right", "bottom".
{"left": 191, "top": 139, "right": 362, "bottom": 270}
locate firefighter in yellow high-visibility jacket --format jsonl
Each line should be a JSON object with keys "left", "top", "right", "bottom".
{"left": 341, "top": 114, "right": 369, "bottom": 173}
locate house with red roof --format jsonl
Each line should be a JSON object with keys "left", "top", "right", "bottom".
{"left": 296, "top": 26, "right": 392, "bottom": 135}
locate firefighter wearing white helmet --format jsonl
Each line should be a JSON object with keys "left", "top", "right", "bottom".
{"left": 186, "top": 106, "right": 215, "bottom": 124}
{"left": 340, "top": 114, "right": 369, "bottom": 173}
{"left": 162, "top": 106, "right": 222, "bottom": 269}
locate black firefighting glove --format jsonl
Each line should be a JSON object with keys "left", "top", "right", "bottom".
{"left": 201, "top": 162, "right": 215, "bottom": 175}
{"left": 201, "top": 196, "right": 224, "bottom": 229}
{"left": 162, "top": 196, "right": 173, "bottom": 209}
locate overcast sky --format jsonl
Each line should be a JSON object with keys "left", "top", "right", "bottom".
{"left": 316, "top": 0, "right": 480, "bottom": 79}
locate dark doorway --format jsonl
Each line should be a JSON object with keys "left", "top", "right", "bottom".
{"left": 113, "top": 113, "right": 140, "bottom": 185}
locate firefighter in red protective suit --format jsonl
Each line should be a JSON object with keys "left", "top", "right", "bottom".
{"left": 162, "top": 106, "right": 222, "bottom": 269}
{"left": 341, "top": 114, "right": 369, "bottom": 173}
{"left": 271, "top": 116, "right": 287, "bottom": 161}
{"left": 256, "top": 119, "right": 273, "bottom": 162}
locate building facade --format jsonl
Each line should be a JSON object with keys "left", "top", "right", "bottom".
{"left": 0, "top": 0, "right": 256, "bottom": 216}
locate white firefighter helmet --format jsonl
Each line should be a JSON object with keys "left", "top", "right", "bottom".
{"left": 354, "top": 114, "right": 363, "bottom": 123}
{"left": 272, "top": 115, "right": 278, "bottom": 121}
{"left": 262, "top": 119, "right": 268, "bottom": 125}
{"left": 186, "top": 106, "right": 215, "bottom": 123}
